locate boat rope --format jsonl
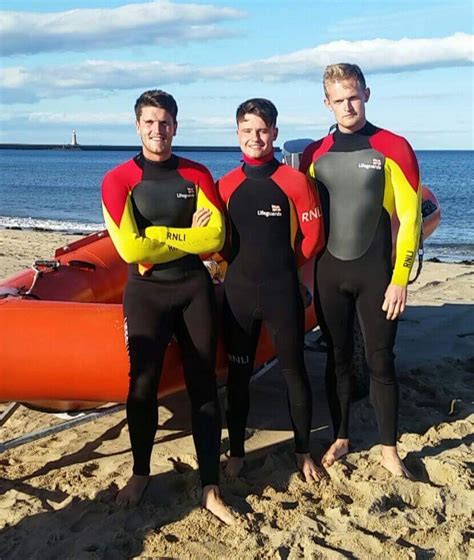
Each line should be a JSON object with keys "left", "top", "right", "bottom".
{"left": 25, "top": 260, "right": 60, "bottom": 296}
{"left": 409, "top": 234, "right": 424, "bottom": 285}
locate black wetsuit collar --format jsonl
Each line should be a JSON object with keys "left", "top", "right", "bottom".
{"left": 134, "top": 152, "right": 179, "bottom": 170}
{"left": 331, "top": 122, "right": 378, "bottom": 151}
{"left": 333, "top": 121, "right": 377, "bottom": 139}
{"left": 242, "top": 158, "right": 280, "bottom": 179}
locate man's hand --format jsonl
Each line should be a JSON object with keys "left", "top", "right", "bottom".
{"left": 192, "top": 208, "right": 211, "bottom": 227}
{"left": 382, "top": 283, "right": 407, "bottom": 320}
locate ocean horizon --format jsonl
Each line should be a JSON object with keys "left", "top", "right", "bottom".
{"left": 1, "top": 148, "right": 473, "bottom": 262}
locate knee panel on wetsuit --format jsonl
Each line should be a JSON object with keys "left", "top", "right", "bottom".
{"left": 366, "top": 348, "right": 396, "bottom": 384}
{"left": 129, "top": 374, "right": 159, "bottom": 403}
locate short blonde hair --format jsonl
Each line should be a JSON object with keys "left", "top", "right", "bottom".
{"left": 323, "top": 63, "right": 366, "bottom": 97}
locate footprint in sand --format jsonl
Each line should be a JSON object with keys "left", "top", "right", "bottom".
{"left": 70, "top": 509, "right": 105, "bottom": 533}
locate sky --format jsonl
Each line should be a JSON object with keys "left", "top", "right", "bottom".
{"left": 1, "top": 0, "right": 473, "bottom": 149}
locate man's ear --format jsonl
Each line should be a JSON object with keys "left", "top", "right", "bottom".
{"left": 365, "top": 88, "right": 371, "bottom": 102}
{"left": 324, "top": 97, "right": 333, "bottom": 112}
{"left": 173, "top": 121, "right": 178, "bottom": 136}
{"left": 273, "top": 127, "right": 279, "bottom": 141}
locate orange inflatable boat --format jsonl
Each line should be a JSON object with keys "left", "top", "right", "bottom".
{"left": 0, "top": 232, "right": 316, "bottom": 407}
{"left": 0, "top": 187, "right": 440, "bottom": 410}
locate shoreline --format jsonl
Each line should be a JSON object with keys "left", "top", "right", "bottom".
{"left": 0, "top": 228, "right": 473, "bottom": 559}
{"left": 1, "top": 228, "right": 473, "bottom": 275}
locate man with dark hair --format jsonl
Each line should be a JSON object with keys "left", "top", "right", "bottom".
{"left": 300, "top": 64, "right": 422, "bottom": 478}
{"left": 235, "top": 98, "right": 278, "bottom": 128}
{"left": 218, "top": 98, "right": 325, "bottom": 480}
{"left": 134, "top": 89, "right": 178, "bottom": 121}
{"left": 102, "top": 89, "right": 234, "bottom": 523}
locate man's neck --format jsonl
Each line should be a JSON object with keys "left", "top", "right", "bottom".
{"left": 142, "top": 149, "right": 173, "bottom": 162}
{"left": 337, "top": 119, "right": 367, "bottom": 134}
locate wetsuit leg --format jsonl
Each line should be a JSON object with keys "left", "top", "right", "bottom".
{"left": 261, "top": 275, "right": 312, "bottom": 453}
{"left": 123, "top": 276, "right": 174, "bottom": 476}
{"left": 356, "top": 272, "right": 399, "bottom": 446}
{"left": 174, "top": 269, "right": 222, "bottom": 487}
{"left": 315, "top": 236, "right": 398, "bottom": 445}
{"left": 223, "top": 283, "right": 261, "bottom": 458}
{"left": 314, "top": 252, "right": 356, "bottom": 440}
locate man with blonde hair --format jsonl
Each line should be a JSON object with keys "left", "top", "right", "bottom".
{"left": 300, "top": 63, "right": 421, "bottom": 478}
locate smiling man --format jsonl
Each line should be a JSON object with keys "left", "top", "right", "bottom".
{"left": 218, "top": 98, "right": 325, "bottom": 482}
{"left": 101, "top": 89, "right": 233, "bottom": 523}
{"left": 300, "top": 64, "right": 422, "bottom": 478}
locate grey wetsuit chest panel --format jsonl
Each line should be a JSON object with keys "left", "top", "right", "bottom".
{"left": 316, "top": 148, "right": 385, "bottom": 260}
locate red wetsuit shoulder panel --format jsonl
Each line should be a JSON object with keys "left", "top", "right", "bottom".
{"left": 217, "top": 166, "right": 247, "bottom": 205}
{"left": 370, "top": 129, "right": 420, "bottom": 192}
{"left": 299, "top": 135, "right": 334, "bottom": 174}
{"left": 176, "top": 157, "right": 221, "bottom": 208}
{"left": 101, "top": 158, "right": 142, "bottom": 227}
{"left": 272, "top": 164, "right": 325, "bottom": 262}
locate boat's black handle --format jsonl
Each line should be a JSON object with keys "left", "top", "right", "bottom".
{"left": 68, "top": 260, "right": 96, "bottom": 271}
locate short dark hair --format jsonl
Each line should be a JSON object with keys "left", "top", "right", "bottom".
{"left": 236, "top": 98, "right": 278, "bottom": 128}
{"left": 134, "top": 89, "right": 178, "bottom": 121}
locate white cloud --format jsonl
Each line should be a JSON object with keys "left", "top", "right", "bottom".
{"left": 0, "top": 60, "right": 199, "bottom": 103}
{"left": 1, "top": 34, "right": 472, "bottom": 103}
{"left": 205, "top": 33, "right": 473, "bottom": 81}
{"left": 27, "top": 111, "right": 133, "bottom": 125}
{"left": 0, "top": 111, "right": 328, "bottom": 133}
{"left": 0, "top": 0, "right": 244, "bottom": 56}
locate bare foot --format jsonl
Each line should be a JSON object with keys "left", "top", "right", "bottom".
{"left": 224, "top": 456, "right": 244, "bottom": 479}
{"left": 296, "top": 453, "right": 325, "bottom": 482}
{"left": 381, "top": 446, "right": 415, "bottom": 480}
{"left": 202, "top": 485, "right": 236, "bottom": 525}
{"left": 116, "top": 474, "right": 149, "bottom": 507}
{"left": 321, "top": 438, "right": 349, "bottom": 469}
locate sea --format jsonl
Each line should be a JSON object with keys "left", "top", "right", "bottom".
{"left": 0, "top": 149, "right": 473, "bottom": 262}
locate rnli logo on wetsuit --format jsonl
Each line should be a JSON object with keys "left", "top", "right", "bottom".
{"left": 176, "top": 187, "right": 196, "bottom": 199}
{"left": 228, "top": 353, "right": 250, "bottom": 364}
{"left": 403, "top": 250, "right": 415, "bottom": 268}
{"left": 257, "top": 204, "right": 282, "bottom": 218}
{"left": 302, "top": 206, "right": 322, "bottom": 222}
{"left": 358, "top": 158, "right": 382, "bottom": 171}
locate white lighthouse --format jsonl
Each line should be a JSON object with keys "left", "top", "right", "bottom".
{"left": 71, "top": 130, "right": 78, "bottom": 146}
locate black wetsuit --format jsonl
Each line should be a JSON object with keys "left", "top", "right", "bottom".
{"left": 300, "top": 123, "right": 421, "bottom": 445}
{"left": 102, "top": 153, "right": 225, "bottom": 485}
{"left": 218, "top": 157, "right": 324, "bottom": 457}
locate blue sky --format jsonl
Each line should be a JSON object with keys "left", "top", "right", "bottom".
{"left": 1, "top": 0, "right": 472, "bottom": 149}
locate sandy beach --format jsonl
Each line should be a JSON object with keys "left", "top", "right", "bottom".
{"left": 0, "top": 229, "right": 473, "bottom": 559}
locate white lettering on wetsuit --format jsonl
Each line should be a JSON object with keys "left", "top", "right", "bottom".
{"left": 176, "top": 187, "right": 196, "bottom": 199}
{"left": 228, "top": 353, "right": 250, "bottom": 364}
{"left": 301, "top": 207, "right": 322, "bottom": 222}
{"left": 257, "top": 204, "right": 282, "bottom": 218}
{"left": 358, "top": 158, "right": 382, "bottom": 171}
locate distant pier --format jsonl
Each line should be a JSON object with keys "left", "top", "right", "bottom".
{"left": 0, "top": 143, "right": 279, "bottom": 152}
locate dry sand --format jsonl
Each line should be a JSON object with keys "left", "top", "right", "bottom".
{"left": 0, "top": 229, "right": 473, "bottom": 559}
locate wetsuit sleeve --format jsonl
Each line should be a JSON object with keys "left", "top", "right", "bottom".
{"left": 293, "top": 176, "right": 325, "bottom": 266}
{"left": 274, "top": 166, "right": 325, "bottom": 267}
{"left": 385, "top": 142, "right": 422, "bottom": 286}
{"left": 299, "top": 145, "right": 314, "bottom": 176}
{"left": 145, "top": 180, "right": 225, "bottom": 254}
{"left": 215, "top": 179, "right": 233, "bottom": 261}
{"left": 102, "top": 171, "right": 186, "bottom": 264}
